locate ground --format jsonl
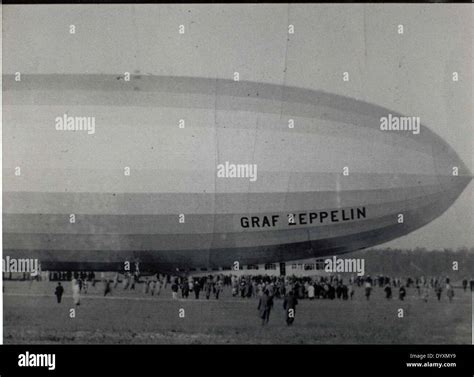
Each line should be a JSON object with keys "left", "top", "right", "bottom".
{"left": 3, "top": 280, "right": 472, "bottom": 344}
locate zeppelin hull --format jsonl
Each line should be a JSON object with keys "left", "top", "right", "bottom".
{"left": 3, "top": 75, "right": 471, "bottom": 270}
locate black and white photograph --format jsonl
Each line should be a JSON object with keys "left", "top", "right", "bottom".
{"left": 0, "top": 2, "right": 473, "bottom": 376}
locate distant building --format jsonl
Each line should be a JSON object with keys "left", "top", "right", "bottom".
{"left": 190, "top": 258, "right": 329, "bottom": 277}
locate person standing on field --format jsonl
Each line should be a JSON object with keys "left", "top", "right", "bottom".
{"left": 364, "top": 280, "right": 372, "bottom": 300}
{"left": 55, "top": 282, "right": 64, "bottom": 303}
{"left": 257, "top": 289, "right": 273, "bottom": 326}
{"left": 72, "top": 279, "right": 81, "bottom": 306}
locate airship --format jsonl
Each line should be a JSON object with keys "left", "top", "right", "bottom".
{"left": 3, "top": 74, "right": 471, "bottom": 272}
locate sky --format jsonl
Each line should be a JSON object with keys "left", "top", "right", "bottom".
{"left": 2, "top": 4, "right": 472, "bottom": 250}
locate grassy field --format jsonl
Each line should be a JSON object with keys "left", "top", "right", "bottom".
{"left": 3, "top": 280, "right": 472, "bottom": 344}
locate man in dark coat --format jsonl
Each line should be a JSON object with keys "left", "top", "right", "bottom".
{"left": 258, "top": 290, "right": 273, "bottom": 326}
{"left": 398, "top": 285, "right": 406, "bottom": 301}
{"left": 55, "top": 282, "right": 64, "bottom": 303}
{"left": 283, "top": 290, "right": 298, "bottom": 326}
{"left": 435, "top": 285, "right": 442, "bottom": 301}
{"left": 103, "top": 280, "right": 112, "bottom": 297}
{"left": 194, "top": 280, "right": 201, "bottom": 299}
{"left": 204, "top": 279, "right": 213, "bottom": 300}
{"left": 462, "top": 279, "right": 468, "bottom": 292}
{"left": 181, "top": 282, "right": 189, "bottom": 299}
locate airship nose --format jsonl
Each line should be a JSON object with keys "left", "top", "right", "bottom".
{"left": 453, "top": 165, "right": 473, "bottom": 196}
{"left": 430, "top": 131, "right": 472, "bottom": 200}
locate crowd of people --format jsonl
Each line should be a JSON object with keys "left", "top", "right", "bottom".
{"left": 53, "top": 271, "right": 473, "bottom": 326}
{"left": 158, "top": 274, "right": 469, "bottom": 303}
